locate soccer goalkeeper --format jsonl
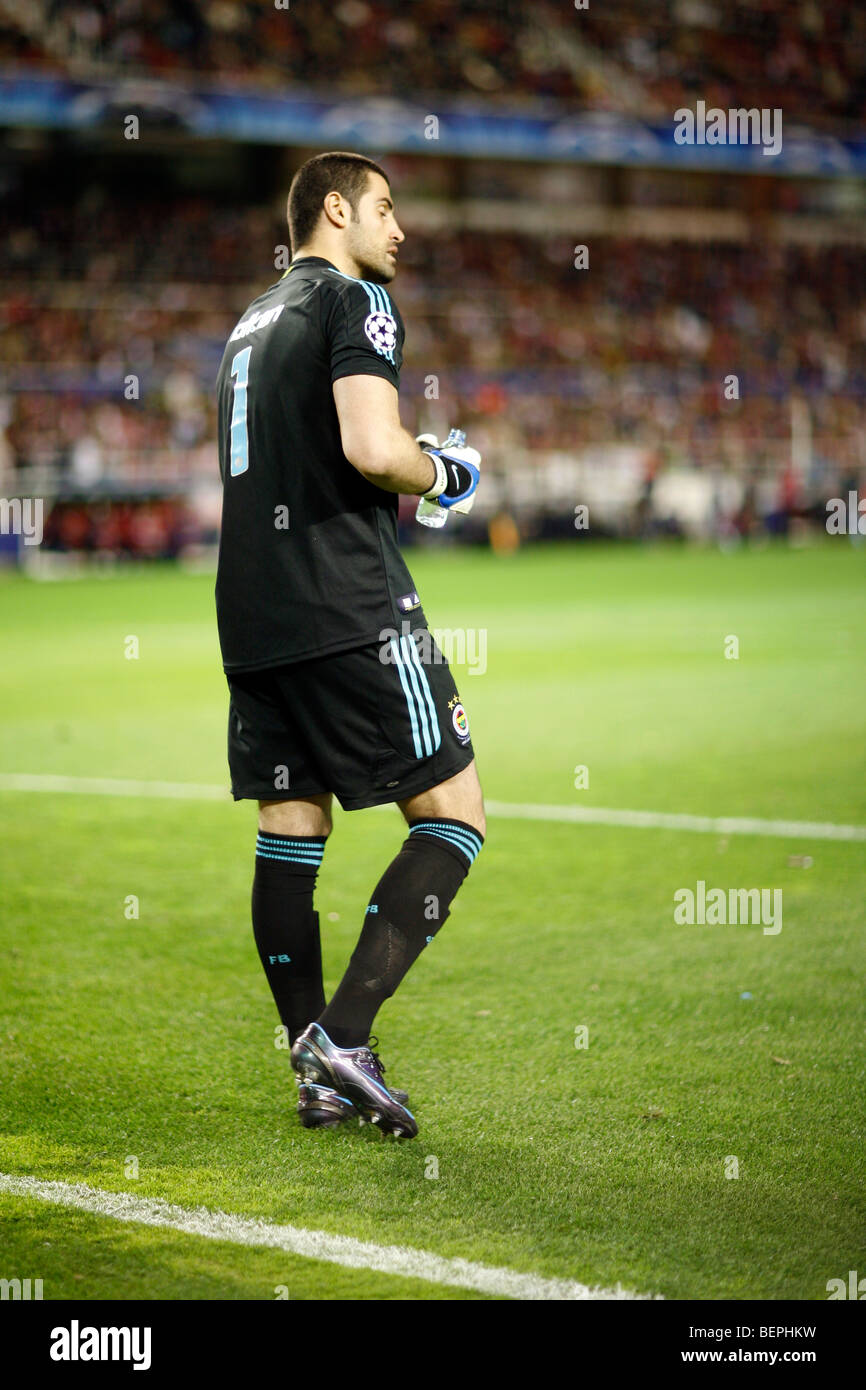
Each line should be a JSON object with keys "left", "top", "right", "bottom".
{"left": 214, "top": 152, "right": 485, "bottom": 1138}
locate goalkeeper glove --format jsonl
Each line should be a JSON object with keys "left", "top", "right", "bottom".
{"left": 417, "top": 431, "right": 482, "bottom": 515}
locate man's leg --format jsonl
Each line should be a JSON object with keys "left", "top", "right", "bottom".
{"left": 317, "top": 762, "right": 485, "bottom": 1047}
{"left": 396, "top": 759, "right": 486, "bottom": 837}
{"left": 253, "top": 794, "right": 333, "bottom": 1044}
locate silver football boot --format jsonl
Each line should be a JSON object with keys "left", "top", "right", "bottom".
{"left": 291, "top": 1022, "right": 417, "bottom": 1138}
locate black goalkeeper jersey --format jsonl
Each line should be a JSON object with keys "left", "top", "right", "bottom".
{"left": 214, "top": 256, "right": 425, "bottom": 672}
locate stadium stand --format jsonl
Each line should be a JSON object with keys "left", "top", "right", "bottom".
{"left": 0, "top": 0, "right": 863, "bottom": 129}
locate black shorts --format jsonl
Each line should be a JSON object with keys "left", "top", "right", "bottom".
{"left": 225, "top": 629, "right": 475, "bottom": 811}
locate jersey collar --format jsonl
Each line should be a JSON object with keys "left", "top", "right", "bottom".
{"left": 288, "top": 256, "right": 337, "bottom": 271}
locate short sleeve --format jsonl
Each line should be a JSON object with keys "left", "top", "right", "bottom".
{"left": 327, "top": 277, "right": 405, "bottom": 389}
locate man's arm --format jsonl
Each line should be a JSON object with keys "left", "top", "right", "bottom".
{"left": 333, "top": 375, "right": 437, "bottom": 494}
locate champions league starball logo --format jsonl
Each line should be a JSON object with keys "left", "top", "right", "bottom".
{"left": 364, "top": 311, "right": 397, "bottom": 353}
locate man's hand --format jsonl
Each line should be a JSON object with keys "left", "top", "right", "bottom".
{"left": 417, "top": 433, "right": 482, "bottom": 515}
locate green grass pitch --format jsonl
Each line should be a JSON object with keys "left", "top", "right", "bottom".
{"left": 0, "top": 540, "right": 864, "bottom": 1300}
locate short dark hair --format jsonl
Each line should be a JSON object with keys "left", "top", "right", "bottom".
{"left": 287, "top": 151, "right": 389, "bottom": 251}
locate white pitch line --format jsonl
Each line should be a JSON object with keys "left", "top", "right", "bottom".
{"left": 0, "top": 772, "right": 863, "bottom": 842}
{"left": 484, "top": 800, "right": 866, "bottom": 843}
{"left": 0, "top": 1173, "right": 656, "bottom": 1301}
{"left": 0, "top": 772, "right": 230, "bottom": 801}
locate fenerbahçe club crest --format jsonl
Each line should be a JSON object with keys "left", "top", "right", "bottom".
{"left": 451, "top": 702, "right": 470, "bottom": 745}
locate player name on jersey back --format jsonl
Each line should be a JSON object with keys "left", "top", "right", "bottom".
{"left": 228, "top": 303, "right": 285, "bottom": 343}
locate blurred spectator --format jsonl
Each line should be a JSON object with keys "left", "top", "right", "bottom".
{"left": 2, "top": 188, "right": 864, "bottom": 550}
{"left": 0, "top": 0, "right": 863, "bottom": 130}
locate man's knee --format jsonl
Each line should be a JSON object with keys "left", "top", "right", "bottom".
{"left": 398, "top": 763, "right": 486, "bottom": 842}
{"left": 446, "top": 762, "right": 486, "bottom": 839}
{"left": 258, "top": 795, "right": 333, "bottom": 838}
{"left": 459, "top": 784, "right": 486, "bottom": 840}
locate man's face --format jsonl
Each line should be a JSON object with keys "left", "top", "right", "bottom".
{"left": 345, "top": 172, "right": 404, "bottom": 284}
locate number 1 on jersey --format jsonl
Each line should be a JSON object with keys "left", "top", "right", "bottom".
{"left": 230, "top": 345, "right": 252, "bottom": 476}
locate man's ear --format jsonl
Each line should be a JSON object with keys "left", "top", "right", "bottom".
{"left": 322, "top": 191, "right": 347, "bottom": 229}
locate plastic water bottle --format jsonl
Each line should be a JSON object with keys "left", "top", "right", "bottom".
{"left": 415, "top": 428, "right": 466, "bottom": 529}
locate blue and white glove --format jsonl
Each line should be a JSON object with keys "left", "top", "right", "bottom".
{"left": 416, "top": 432, "right": 482, "bottom": 515}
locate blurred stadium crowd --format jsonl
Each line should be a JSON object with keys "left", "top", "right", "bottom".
{"left": 2, "top": 188, "right": 863, "bottom": 554}
{"left": 1, "top": 0, "right": 864, "bottom": 130}
{"left": 1, "top": 1, "right": 864, "bottom": 558}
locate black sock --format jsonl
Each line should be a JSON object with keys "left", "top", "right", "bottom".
{"left": 319, "top": 818, "right": 484, "bottom": 1048}
{"left": 252, "top": 830, "right": 328, "bottom": 1044}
